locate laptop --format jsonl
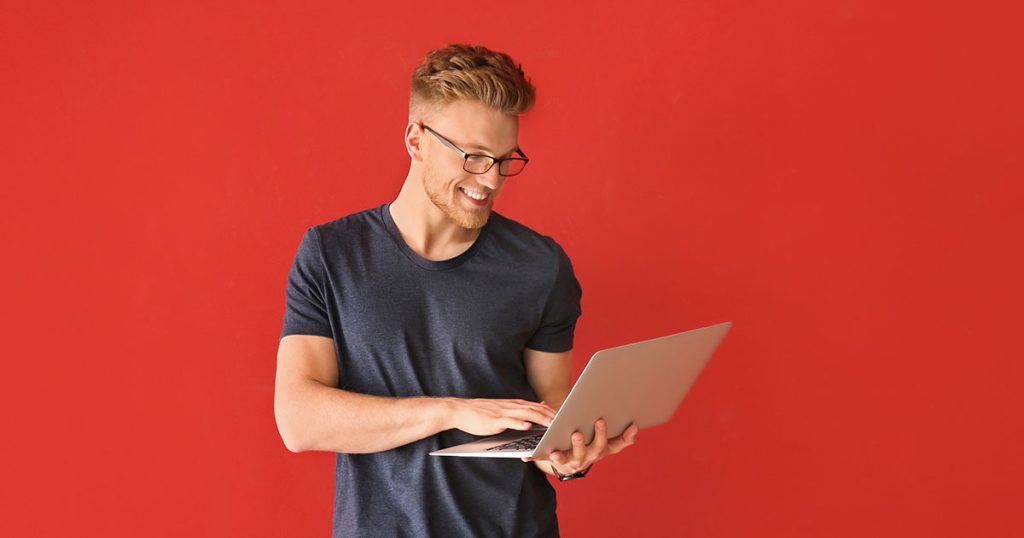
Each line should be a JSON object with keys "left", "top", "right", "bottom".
{"left": 429, "top": 321, "right": 732, "bottom": 458}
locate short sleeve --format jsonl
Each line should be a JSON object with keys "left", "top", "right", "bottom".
{"left": 525, "top": 243, "right": 583, "bottom": 353}
{"left": 280, "top": 227, "right": 333, "bottom": 339}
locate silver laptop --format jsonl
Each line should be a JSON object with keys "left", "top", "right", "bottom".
{"left": 429, "top": 321, "right": 732, "bottom": 458}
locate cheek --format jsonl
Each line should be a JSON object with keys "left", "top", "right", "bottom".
{"left": 449, "top": 173, "right": 473, "bottom": 189}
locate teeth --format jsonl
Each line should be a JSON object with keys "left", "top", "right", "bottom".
{"left": 460, "top": 187, "right": 488, "bottom": 201}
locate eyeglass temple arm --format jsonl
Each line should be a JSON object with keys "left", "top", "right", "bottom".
{"left": 421, "top": 124, "right": 467, "bottom": 157}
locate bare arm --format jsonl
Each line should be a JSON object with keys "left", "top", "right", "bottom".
{"left": 274, "top": 335, "right": 556, "bottom": 454}
{"left": 524, "top": 347, "right": 573, "bottom": 475}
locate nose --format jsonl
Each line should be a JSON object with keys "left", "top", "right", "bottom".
{"left": 475, "top": 165, "right": 502, "bottom": 191}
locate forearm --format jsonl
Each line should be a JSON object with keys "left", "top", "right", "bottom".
{"left": 275, "top": 378, "right": 452, "bottom": 454}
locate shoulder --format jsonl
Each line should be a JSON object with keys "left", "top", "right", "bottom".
{"left": 285, "top": 205, "right": 388, "bottom": 270}
{"left": 310, "top": 204, "right": 385, "bottom": 240}
{"left": 301, "top": 204, "right": 389, "bottom": 256}
{"left": 487, "top": 211, "right": 574, "bottom": 269}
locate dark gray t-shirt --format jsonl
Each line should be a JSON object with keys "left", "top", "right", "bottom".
{"left": 280, "top": 203, "right": 583, "bottom": 537}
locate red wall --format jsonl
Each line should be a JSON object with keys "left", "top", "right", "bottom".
{"left": 3, "top": 1, "right": 1022, "bottom": 536}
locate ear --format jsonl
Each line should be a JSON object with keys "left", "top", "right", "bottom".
{"left": 405, "top": 122, "right": 424, "bottom": 161}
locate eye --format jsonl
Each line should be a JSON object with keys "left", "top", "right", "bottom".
{"left": 465, "top": 155, "right": 492, "bottom": 165}
{"left": 463, "top": 154, "right": 496, "bottom": 174}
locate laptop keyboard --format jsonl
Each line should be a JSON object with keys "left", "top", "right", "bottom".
{"left": 485, "top": 434, "right": 544, "bottom": 452}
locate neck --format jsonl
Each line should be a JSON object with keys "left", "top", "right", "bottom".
{"left": 389, "top": 172, "right": 481, "bottom": 261}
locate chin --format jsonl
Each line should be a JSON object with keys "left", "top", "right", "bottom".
{"left": 450, "top": 207, "right": 491, "bottom": 230}
{"left": 425, "top": 193, "right": 487, "bottom": 230}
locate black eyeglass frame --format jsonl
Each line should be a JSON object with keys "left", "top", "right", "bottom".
{"left": 420, "top": 123, "right": 529, "bottom": 177}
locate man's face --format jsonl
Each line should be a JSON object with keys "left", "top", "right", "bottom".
{"left": 419, "top": 99, "right": 519, "bottom": 230}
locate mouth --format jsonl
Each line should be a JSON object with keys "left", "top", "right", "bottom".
{"left": 459, "top": 186, "right": 491, "bottom": 207}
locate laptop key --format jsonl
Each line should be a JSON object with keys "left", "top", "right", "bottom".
{"left": 485, "top": 435, "right": 544, "bottom": 451}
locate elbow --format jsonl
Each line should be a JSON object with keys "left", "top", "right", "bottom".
{"left": 274, "top": 398, "right": 313, "bottom": 453}
{"left": 277, "top": 421, "right": 308, "bottom": 453}
{"left": 282, "top": 434, "right": 309, "bottom": 454}
{"left": 276, "top": 417, "right": 309, "bottom": 453}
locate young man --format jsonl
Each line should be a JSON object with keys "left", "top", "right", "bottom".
{"left": 275, "top": 44, "right": 638, "bottom": 537}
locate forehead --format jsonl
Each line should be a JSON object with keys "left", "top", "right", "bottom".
{"left": 430, "top": 99, "right": 520, "bottom": 156}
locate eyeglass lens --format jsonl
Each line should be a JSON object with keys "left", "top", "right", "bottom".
{"left": 464, "top": 155, "right": 527, "bottom": 176}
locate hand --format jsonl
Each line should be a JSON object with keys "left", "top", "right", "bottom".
{"left": 523, "top": 419, "right": 639, "bottom": 475}
{"left": 448, "top": 398, "right": 557, "bottom": 436}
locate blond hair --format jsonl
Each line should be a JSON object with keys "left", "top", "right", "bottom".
{"left": 409, "top": 44, "right": 536, "bottom": 120}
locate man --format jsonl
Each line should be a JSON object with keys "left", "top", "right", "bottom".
{"left": 274, "top": 44, "right": 638, "bottom": 537}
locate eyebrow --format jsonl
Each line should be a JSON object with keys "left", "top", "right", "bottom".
{"left": 464, "top": 142, "right": 519, "bottom": 158}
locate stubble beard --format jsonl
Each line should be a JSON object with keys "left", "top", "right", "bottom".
{"left": 423, "top": 171, "right": 492, "bottom": 230}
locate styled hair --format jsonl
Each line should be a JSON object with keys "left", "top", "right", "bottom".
{"left": 409, "top": 44, "right": 536, "bottom": 120}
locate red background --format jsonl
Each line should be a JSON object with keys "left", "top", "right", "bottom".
{"left": 2, "top": 0, "right": 1022, "bottom": 536}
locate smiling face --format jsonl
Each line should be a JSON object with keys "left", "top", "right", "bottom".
{"left": 418, "top": 99, "right": 520, "bottom": 229}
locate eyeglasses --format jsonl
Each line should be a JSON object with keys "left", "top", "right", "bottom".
{"left": 421, "top": 124, "right": 529, "bottom": 177}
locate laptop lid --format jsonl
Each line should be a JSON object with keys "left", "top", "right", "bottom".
{"left": 531, "top": 321, "right": 732, "bottom": 456}
{"left": 428, "top": 321, "right": 732, "bottom": 457}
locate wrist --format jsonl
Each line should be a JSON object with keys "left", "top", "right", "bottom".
{"left": 433, "top": 397, "right": 458, "bottom": 431}
{"left": 550, "top": 462, "right": 592, "bottom": 481}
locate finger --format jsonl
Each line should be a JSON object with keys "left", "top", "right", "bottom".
{"left": 570, "top": 431, "right": 587, "bottom": 466}
{"left": 504, "top": 407, "right": 555, "bottom": 427}
{"left": 537, "top": 401, "right": 557, "bottom": 413}
{"left": 509, "top": 399, "right": 557, "bottom": 419}
{"left": 608, "top": 424, "right": 640, "bottom": 454}
{"left": 498, "top": 400, "right": 551, "bottom": 414}
{"left": 503, "top": 417, "right": 534, "bottom": 431}
{"left": 520, "top": 402, "right": 557, "bottom": 421}
{"left": 535, "top": 403, "right": 556, "bottom": 418}
{"left": 545, "top": 451, "right": 569, "bottom": 475}
{"left": 588, "top": 419, "right": 609, "bottom": 459}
